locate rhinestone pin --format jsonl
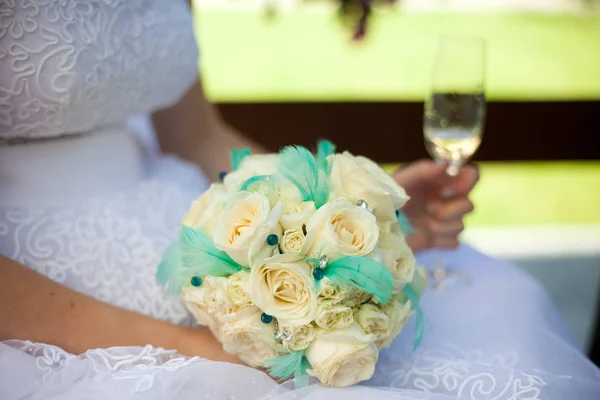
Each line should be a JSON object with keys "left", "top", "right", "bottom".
{"left": 318, "top": 255, "right": 328, "bottom": 269}
{"left": 357, "top": 199, "right": 374, "bottom": 213}
{"left": 274, "top": 329, "right": 292, "bottom": 342}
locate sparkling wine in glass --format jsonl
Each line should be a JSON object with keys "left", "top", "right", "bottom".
{"left": 424, "top": 36, "right": 486, "bottom": 290}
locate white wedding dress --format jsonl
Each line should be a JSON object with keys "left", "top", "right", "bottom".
{"left": 0, "top": 1, "right": 598, "bottom": 399}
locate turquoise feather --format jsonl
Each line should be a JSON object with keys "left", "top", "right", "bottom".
{"left": 396, "top": 210, "right": 417, "bottom": 236}
{"left": 156, "top": 226, "right": 242, "bottom": 294}
{"left": 324, "top": 256, "right": 394, "bottom": 304}
{"left": 278, "top": 145, "right": 328, "bottom": 208}
{"left": 265, "top": 351, "right": 309, "bottom": 382}
{"left": 316, "top": 139, "right": 336, "bottom": 174}
{"left": 156, "top": 242, "right": 185, "bottom": 294}
{"left": 240, "top": 174, "right": 278, "bottom": 192}
{"left": 403, "top": 283, "right": 424, "bottom": 350}
{"left": 231, "top": 148, "right": 251, "bottom": 171}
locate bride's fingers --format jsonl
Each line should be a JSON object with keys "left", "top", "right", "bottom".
{"left": 428, "top": 220, "right": 465, "bottom": 236}
{"left": 432, "top": 237, "right": 460, "bottom": 249}
{"left": 429, "top": 198, "right": 474, "bottom": 221}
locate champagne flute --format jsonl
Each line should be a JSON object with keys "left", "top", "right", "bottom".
{"left": 423, "top": 36, "right": 486, "bottom": 290}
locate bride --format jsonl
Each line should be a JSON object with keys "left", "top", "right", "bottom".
{"left": 0, "top": 1, "right": 598, "bottom": 399}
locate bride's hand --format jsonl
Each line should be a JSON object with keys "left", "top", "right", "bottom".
{"left": 177, "top": 327, "right": 244, "bottom": 365}
{"left": 392, "top": 160, "right": 479, "bottom": 253}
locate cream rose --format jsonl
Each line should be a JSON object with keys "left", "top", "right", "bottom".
{"left": 247, "top": 254, "right": 317, "bottom": 326}
{"left": 303, "top": 200, "right": 379, "bottom": 261}
{"left": 314, "top": 304, "right": 354, "bottom": 330}
{"left": 306, "top": 323, "right": 378, "bottom": 387}
{"left": 280, "top": 323, "right": 316, "bottom": 352}
{"left": 280, "top": 200, "right": 316, "bottom": 231}
{"left": 379, "top": 233, "right": 416, "bottom": 291}
{"left": 329, "top": 152, "right": 409, "bottom": 222}
{"left": 342, "top": 287, "right": 373, "bottom": 308}
{"left": 220, "top": 307, "right": 281, "bottom": 367}
{"left": 181, "top": 184, "right": 229, "bottom": 235}
{"left": 355, "top": 303, "right": 391, "bottom": 341}
{"left": 377, "top": 296, "right": 413, "bottom": 348}
{"left": 239, "top": 154, "right": 280, "bottom": 175}
{"left": 280, "top": 229, "right": 307, "bottom": 256}
{"left": 238, "top": 177, "right": 302, "bottom": 209}
{"left": 223, "top": 154, "right": 280, "bottom": 192}
{"left": 318, "top": 278, "right": 347, "bottom": 308}
{"left": 213, "top": 192, "right": 283, "bottom": 267}
{"left": 181, "top": 277, "right": 232, "bottom": 339}
{"left": 224, "top": 271, "right": 252, "bottom": 307}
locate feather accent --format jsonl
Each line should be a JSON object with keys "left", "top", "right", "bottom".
{"left": 396, "top": 210, "right": 417, "bottom": 236}
{"left": 324, "top": 256, "right": 394, "bottom": 304}
{"left": 156, "top": 241, "right": 185, "bottom": 293}
{"left": 316, "top": 139, "right": 336, "bottom": 174}
{"left": 156, "top": 226, "right": 242, "bottom": 294}
{"left": 240, "top": 174, "right": 277, "bottom": 192}
{"left": 278, "top": 145, "right": 329, "bottom": 208}
{"left": 265, "top": 351, "right": 309, "bottom": 382}
{"left": 231, "top": 148, "right": 251, "bottom": 171}
{"left": 403, "top": 283, "right": 424, "bottom": 350}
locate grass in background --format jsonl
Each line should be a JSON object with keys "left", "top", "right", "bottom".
{"left": 193, "top": 8, "right": 600, "bottom": 102}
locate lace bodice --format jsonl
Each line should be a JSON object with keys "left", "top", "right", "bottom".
{"left": 0, "top": 0, "right": 198, "bottom": 141}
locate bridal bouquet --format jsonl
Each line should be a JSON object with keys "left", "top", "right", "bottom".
{"left": 157, "top": 141, "right": 426, "bottom": 387}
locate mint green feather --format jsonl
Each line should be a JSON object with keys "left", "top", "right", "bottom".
{"left": 265, "top": 351, "right": 310, "bottom": 382}
{"left": 231, "top": 147, "right": 251, "bottom": 171}
{"left": 396, "top": 210, "right": 417, "bottom": 236}
{"left": 316, "top": 139, "right": 336, "bottom": 174}
{"left": 324, "top": 256, "right": 394, "bottom": 304}
{"left": 240, "top": 174, "right": 277, "bottom": 192}
{"left": 156, "top": 226, "right": 242, "bottom": 294}
{"left": 156, "top": 242, "right": 185, "bottom": 293}
{"left": 403, "top": 283, "right": 424, "bottom": 350}
{"left": 278, "top": 145, "right": 328, "bottom": 208}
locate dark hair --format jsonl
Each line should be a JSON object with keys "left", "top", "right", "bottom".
{"left": 339, "top": 0, "right": 396, "bottom": 40}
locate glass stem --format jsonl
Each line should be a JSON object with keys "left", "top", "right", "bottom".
{"left": 446, "top": 161, "right": 461, "bottom": 177}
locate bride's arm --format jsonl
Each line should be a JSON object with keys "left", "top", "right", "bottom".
{"left": 152, "top": 79, "right": 267, "bottom": 181}
{"left": 0, "top": 255, "right": 239, "bottom": 362}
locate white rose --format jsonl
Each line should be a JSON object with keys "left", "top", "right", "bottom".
{"left": 237, "top": 177, "right": 302, "bottom": 209}
{"left": 220, "top": 307, "right": 281, "bottom": 367}
{"left": 355, "top": 303, "right": 391, "bottom": 341}
{"left": 223, "top": 154, "right": 280, "bottom": 192}
{"left": 213, "top": 192, "right": 283, "bottom": 267}
{"left": 342, "top": 287, "right": 373, "bottom": 308}
{"left": 306, "top": 323, "right": 378, "bottom": 387}
{"left": 318, "top": 278, "right": 347, "bottom": 307}
{"left": 181, "top": 278, "right": 231, "bottom": 339}
{"left": 280, "top": 323, "right": 317, "bottom": 352}
{"left": 280, "top": 200, "right": 316, "bottom": 231}
{"left": 329, "top": 152, "right": 409, "bottom": 222}
{"left": 247, "top": 254, "right": 317, "bottom": 326}
{"left": 239, "top": 154, "right": 280, "bottom": 175}
{"left": 224, "top": 271, "right": 252, "bottom": 307}
{"left": 379, "top": 233, "right": 416, "bottom": 291}
{"left": 314, "top": 304, "right": 354, "bottom": 330}
{"left": 280, "top": 229, "right": 307, "bottom": 256}
{"left": 303, "top": 200, "right": 379, "bottom": 261}
{"left": 181, "top": 184, "right": 229, "bottom": 235}
{"left": 377, "top": 296, "right": 413, "bottom": 348}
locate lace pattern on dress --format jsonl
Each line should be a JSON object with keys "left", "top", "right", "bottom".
{"left": 0, "top": 0, "right": 198, "bottom": 141}
{"left": 0, "top": 156, "right": 208, "bottom": 325}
